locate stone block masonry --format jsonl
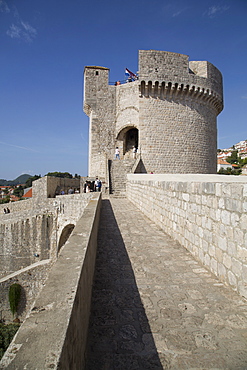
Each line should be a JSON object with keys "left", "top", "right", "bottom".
{"left": 84, "top": 50, "right": 223, "bottom": 179}
{"left": 0, "top": 260, "right": 51, "bottom": 322}
{"left": 0, "top": 193, "right": 93, "bottom": 279}
{"left": 126, "top": 174, "right": 247, "bottom": 298}
{"left": 0, "top": 174, "right": 94, "bottom": 326}
{"left": 0, "top": 193, "right": 101, "bottom": 369}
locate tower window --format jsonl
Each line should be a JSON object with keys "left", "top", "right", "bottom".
{"left": 95, "top": 71, "right": 99, "bottom": 76}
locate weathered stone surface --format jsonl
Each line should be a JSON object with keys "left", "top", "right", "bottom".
{"left": 83, "top": 50, "right": 223, "bottom": 179}
{"left": 85, "top": 196, "right": 247, "bottom": 369}
{"left": 0, "top": 190, "right": 94, "bottom": 323}
{"left": 127, "top": 174, "right": 247, "bottom": 298}
{"left": 0, "top": 194, "right": 101, "bottom": 369}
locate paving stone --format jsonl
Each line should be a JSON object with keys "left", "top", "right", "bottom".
{"left": 85, "top": 197, "right": 247, "bottom": 369}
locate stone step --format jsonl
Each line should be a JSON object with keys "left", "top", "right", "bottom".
{"left": 109, "top": 159, "right": 135, "bottom": 195}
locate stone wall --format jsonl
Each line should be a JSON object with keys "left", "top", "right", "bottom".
{"left": 0, "top": 208, "right": 56, "bottom": 278}
{"left": 0, "top": 198, "right": 33, "bottom": 214}
{"left": 0, "top": 193, "right": 94, "bottom": 278}
{"left": 0, "top": 193, "right": 101, "bottom": 369}
{"left": 138, "top": 96, "right": 217, "bottom": 173}
{"left": 126, "top": 174, "right": 247, "bottom": 298}
{"left": 32, "top": 176, "right": 80, "bottom": 200}
{"left": 0, "top": 260, "right": 51, "bottom": 322}
{"left": 84, "top": 66, "right": 116, "bottom": 178}
{"left": 137, "top": 50, "right": 222, "bottom": 174}
{"left": 55, "top": 193, "right": 94, "bottom": 257}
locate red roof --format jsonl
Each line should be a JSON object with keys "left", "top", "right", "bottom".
{"left": 10, "top": 195, "right": 20, "bottom": 202}
{"left": 217, "top": 159, "right": 230, "bottom": 165}
{"left": 23, "top": 188, "right": 32, "bottom": 198}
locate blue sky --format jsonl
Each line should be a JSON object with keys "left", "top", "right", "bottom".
{"left": 0, "top": 0, "right": 247, "bottom": 180}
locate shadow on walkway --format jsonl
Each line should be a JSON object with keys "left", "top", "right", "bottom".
{"left": 85, "top": 199, "right": 163, "bottom": 369}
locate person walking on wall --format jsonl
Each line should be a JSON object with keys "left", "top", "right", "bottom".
{"left": 115, "top": 147, "right": 120, "bottom": 160}
{"left": 94, "top": 177, "right": 102, "bottom": 192}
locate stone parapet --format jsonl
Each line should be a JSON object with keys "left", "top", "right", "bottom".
{"left": 138, "top": 50, "right": 223, "bottom": 103}
{"left": 0, "top": 193, "right": 101, "bottom": 369}
{"left": 126, "top": 174, "right": 247, "bottom": 298}
{"left": 0, "top": 194, "right": 94, "bottom": 278}
{"left": 32, "top": 176, "right": 80, "bottom": 200}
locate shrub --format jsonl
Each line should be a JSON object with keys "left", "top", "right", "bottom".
{"left": 8, "top": 284, "right": 21, "bottom": 318}
{"left": 0, "top": 323, "right": 20, "bottom": 360}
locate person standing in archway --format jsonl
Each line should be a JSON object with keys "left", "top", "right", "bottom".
{"left": 115, "top": 147, "right": 120, "bottom": 160}
{"left": 132, "top": 145, "right": 137, "bottom": 159}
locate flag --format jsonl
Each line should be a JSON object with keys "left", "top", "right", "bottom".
{"left": 125, "top": 68, "right": 137, "bottom": 80}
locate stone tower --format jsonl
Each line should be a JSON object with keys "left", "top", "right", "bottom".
{"left": 83, "top": 50, "right": 223, "bottom": 178}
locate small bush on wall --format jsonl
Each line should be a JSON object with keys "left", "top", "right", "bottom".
{"left": 8, "top": 283, "right": 21, "bottom": 318}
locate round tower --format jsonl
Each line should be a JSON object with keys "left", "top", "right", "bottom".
{"left": 83, "top": 50, "right": 223, "bottom": 178}
{"left": 137, "top": 50, "right": 223, "bottom": 174}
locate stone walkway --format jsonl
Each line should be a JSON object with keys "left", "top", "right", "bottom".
{"left": 85, "top": 197, "right": 247, "bottom": 369}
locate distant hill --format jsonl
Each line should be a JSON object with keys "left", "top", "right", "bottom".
{"left": 0, "top": 174, "right": 33, "bottom": 186}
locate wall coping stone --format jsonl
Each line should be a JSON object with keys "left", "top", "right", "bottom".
{"left": 0, "top": 260, "right": 50, "bottom": 284}
{"left": 127, "top": 174, "right": 247, "bottom": 183}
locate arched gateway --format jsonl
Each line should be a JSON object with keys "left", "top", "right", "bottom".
{"left": 116, "top": 127, "right": 139, "bottom": 159}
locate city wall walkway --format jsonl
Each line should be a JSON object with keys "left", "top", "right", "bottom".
{"left": 85, "top": 197, "right": 247, "bottom": 369}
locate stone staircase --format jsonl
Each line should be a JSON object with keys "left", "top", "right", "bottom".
{"left": 109, "top": 159, "right": 135, "bottom": 197}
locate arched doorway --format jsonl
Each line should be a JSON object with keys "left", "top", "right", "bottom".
{"left": 57, "top": 224, "right": 75, "bottom": 255}
{"left": 124, "top": 128, "right": 138, "bottom": 156}
{"left": 116, "top": 126, "right": 138, "bottom": 159}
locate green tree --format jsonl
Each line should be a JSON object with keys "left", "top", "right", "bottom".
{"left": 0, "top": 323, "right": 20, "bottom": 360}
{"left": 8, "top": 283, "right": 21, "bottom": 318}
{"left": 226, "top": 150, "right": 239, "bottom": 164}
{"left": 46, "top": 172, "right": 73, "bottom": 178}
{"left": 218, "top": 167, "right": 241, "bottom": 175}
{"left": 25, "top": 175, "right": 41, "bottom": 188}
{"left": 239, "top": 157, "right": 247, "bottom": 168}
{"left": 13, "top": 185, "right": 24, "bottom": 197}
{"left": 0, "top": 195, "right": 10, "bottom": 204}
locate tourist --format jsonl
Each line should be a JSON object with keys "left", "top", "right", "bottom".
{"left": 86, "top": 181, "right": 91, "bottom": 193}
{"left": 94, "top": 177, "right": 102, "bottom": 192}
{"left": 90, "top": 180, "right": 95, "bottom": 192}
{"left": 115, "top": 147, "right": 120, "bottom": 160}
{"left": 83, "top": 180, "right": 87, "bottom": 193}
{"left": 132, "top": 146, "right": 137, "bottom": 159}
